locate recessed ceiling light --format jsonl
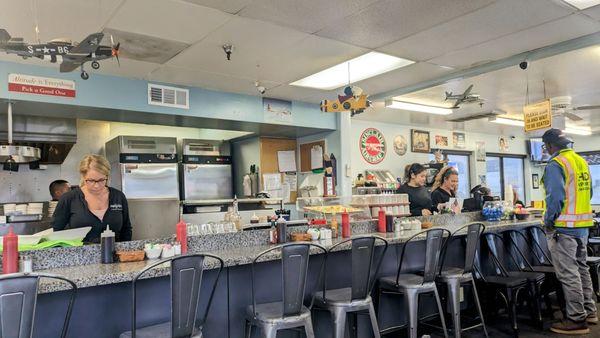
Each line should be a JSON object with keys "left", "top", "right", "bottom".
{"left": 489, "top": 117, "right": 525, "bottom": 126}
{"left": 562, "top": 0, "right": 600, "bottom": 9}
{"left": 290, "top": 52, "right": 414, "bottom": 90}
{"left": 385, "top": 100, "right": 453, "bottom": 115}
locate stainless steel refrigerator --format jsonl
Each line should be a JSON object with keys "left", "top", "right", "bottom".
{"left": 180, "top": 139, "right": 233, "bottom": 201}
{"left": 105, "top": 136, "right": 180, "bottom": 239}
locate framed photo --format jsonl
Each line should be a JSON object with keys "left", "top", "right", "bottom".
{"left": 475, "top": 141, "right": 486, "bottom": 162}
{"left": 411, "top": 129, "right": 430, "bottom": 153}
{"left": 532, "top": 174, "right": 540, "bottom": 189}
{"left": 452, "top": 132, "right": 465, "bottom": 149}
{"left": 434, "top": 135, "right": 448, "bottom": 147}
{"left": 499, "top": 136, "right": 509, "bottom": 152}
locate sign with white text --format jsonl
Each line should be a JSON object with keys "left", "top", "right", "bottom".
{"left": 8, "top": 73, "right": 76, "bottom": 98}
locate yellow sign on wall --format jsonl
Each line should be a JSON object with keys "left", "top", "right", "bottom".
{"left": 524, "top": 99, "right": 552, "bottom": 132}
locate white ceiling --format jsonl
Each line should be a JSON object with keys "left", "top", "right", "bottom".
{"left": 354, "top": 45, "right": 600, "bottom": 135}
{"left": 0, "top": 0, "right": 598, "bottom": 121}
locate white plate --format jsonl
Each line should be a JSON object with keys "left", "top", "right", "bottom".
{"left": 36, "top": 227, "right": 92, "bottom": 241}
{"left": 0, "top": 235, "right": 42, "bottom": 246}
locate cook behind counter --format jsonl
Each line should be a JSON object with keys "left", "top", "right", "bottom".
{"left": 52, "top": 187, "right": 132, "bottom": 243}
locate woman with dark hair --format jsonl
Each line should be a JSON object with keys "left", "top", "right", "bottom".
{"left": 431, "top": 166, "right": 458, "bottom": 211}
{"left": 398, "top": 163, "right": 432, "bottom": 216}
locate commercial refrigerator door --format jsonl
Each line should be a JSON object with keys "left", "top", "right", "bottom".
{"left": 120, "top": 163, "right": 179, "bottom": 199}
{"left": 183, "top": 164, "right": 232, "bottom": 200}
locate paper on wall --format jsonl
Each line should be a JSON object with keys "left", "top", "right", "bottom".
{"left": 283, "top": 172, "right": 297, "bottom": 192}
{"left": 277, "top": 150, "right": 297, "bottom": 173}
{"left": 311, "top": 145, "right": 323, "bottom": 170}
{"left": 282, "top": 183, "right": 291, "bottom": 203}
{"left": 263, "top": 173, "right": 282, "bottom": 190}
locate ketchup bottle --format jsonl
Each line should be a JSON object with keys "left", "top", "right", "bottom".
{"left": 341, "top": 211, "right": 351, "bottom": 238}
{"left": 378, "top": 210, "right": 386, "bottom": 233}
{"left": 176, "top": 219, "right": 188, "bottom": 254}
{"left": 3, "top": 227, "right": 19, "bottom": 274}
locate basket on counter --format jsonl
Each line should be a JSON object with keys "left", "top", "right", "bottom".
{"left": 116, "top": 250, "right": 145, "bottom": 262}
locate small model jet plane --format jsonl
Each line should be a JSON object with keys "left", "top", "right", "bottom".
{"left": 444, "top": 84, "right": 484, "bottom": 109}
{"left": 320, "top": 86, "right": 371, "bottom": 117}
{"left": 0, "top": 29, "right": 120, "bottom": 80}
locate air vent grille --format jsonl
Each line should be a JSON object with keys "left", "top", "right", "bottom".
{"left": 148, "top": 84, "right": 189, "bottom": 109}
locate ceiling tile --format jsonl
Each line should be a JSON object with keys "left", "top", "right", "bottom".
{"left": 149, "top": 66, "right": 280, "bottom": 96}
{"left": 94, "top": 58, "right": 160, "bottom": 80}
{"left": 166, "top": 16, "right": 309, "bottom": 83}
{"left": 238, "top": 0, "right": 379, "bottom": 34}
{"left": 106, "top": 0, "right": 233, "bottom": 44}
{"left": 315, "top": 0, "right": 496, "bottom": 49}
{"left": 430, "top": 14, "right": 600, "bottom": 69}
{"left": 355, "top": 62, "right": 452, "bottom": 98}
{"left": 583, "top": 4, "right": 600, "bottom": 20}
{"left": 262, "top": 35, "right": 368, "bottom": 84}
{"left": 378, "top": 0, "right": 574, "bottom": 62}
{"left": 103, "top": 29, "right": 189, "bottom": 64}
{"left": 181, "top": 0, "right": 252, "bottom": 14}
{"left": 266, "top": 84, "right": 337, "bottom": 103}
{"left": 0, "top": 0, "right": 123, "bottom": 42}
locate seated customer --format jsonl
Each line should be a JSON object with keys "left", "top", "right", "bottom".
{"left": 431, "top": 166, "right": 458, "bottom": 211}
{"left": 398, "top": 163, "right": 432, "bottom": 216}
{"left": 52, "top": 154, "right": 132, "bottom": 243}
{"left": 49, "top": 179, "right": 71, "bottom": 201}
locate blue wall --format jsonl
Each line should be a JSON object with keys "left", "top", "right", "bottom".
{"left": 0, "top": 60, "right": 336, "bottom": 130}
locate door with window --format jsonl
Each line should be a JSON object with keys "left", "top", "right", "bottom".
{"left": 485, "top": 155, "right": 526, "bottom": 202}
{"left": 428, "top": 153, "right": 471, "bottom": 198}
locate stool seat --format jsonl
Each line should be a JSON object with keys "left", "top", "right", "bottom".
{"left": 436, "top": 267, "right": 473, "bottom": 282}
{"left": 481, "top": 275, "right": 528, "bottom": 288}
{"left": 313, "top": 287, "right": 373, "bottom": 307}
{"left": 589, "top": 237, "right": 600, "bottom": 244}
{"left": 507, "top": 271, "right": 545, "bottom": 283}
{"left": 120, "top": 322, "right": 203, "bottom": 338}
{"left": 379, "top": 274, "right": 436, "bottom": 291}
{"left": 529, "top": 265, "right": 556, "bottom": 274}
{"left": 587, "top": 256, "right": 600, "bottom": 264}
{"left": 246, "top": 302, "right": 311, "bottom": 325}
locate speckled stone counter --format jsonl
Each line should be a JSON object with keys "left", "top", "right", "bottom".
{"left": 31, "top": 214, "right": 542, "bottom": 294}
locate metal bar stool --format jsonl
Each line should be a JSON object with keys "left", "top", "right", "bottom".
{"left": 436, "top": 222, "right": 488, "bottom": 337}
{"left": 0, "top": 272, "right": 77, "bottom": 338}
{"left": 313, "top": 235, "right": 388, "bottom": 338}
{"left": 120, "top": 253, "right": 225, "bottom": 338}
{"left": 377, "top": 228, "right": 451, "bottom": 338}
{"left": 245, "top": 242, "right": 327, "bottom": 338}
{"left": 483, "top": 232, "right": 547, "bottom": 330}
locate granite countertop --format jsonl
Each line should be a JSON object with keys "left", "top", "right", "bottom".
{"left": 34, "top": 217, "right": 542, "bottom": 293}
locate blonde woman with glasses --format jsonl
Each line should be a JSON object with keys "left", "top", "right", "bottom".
{"left": 52, "top": 154, "right": 132, "bottom": 243}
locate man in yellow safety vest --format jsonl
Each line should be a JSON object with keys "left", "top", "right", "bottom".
{"left": 542, "top": 128, "right": 596, "bottom": 335}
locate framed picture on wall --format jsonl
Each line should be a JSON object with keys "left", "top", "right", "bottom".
{"left": 532, "top": 174, "right": 540, "bottom": 189}
{"left": 411, "top": 129, "right": 430, "bottom": 153}
{"left": 475, "top": 141, "right": 486, "bottom": 162}
{"left": 452, "top": 132, "right": 465, "bottom": 149}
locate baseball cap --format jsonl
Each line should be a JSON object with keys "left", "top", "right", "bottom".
{"left": 541, "top": 128, "right": 573, "bottom": 147}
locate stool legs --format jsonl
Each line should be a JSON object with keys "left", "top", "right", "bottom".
{"left": 368, "top": 302, "right": 381, "bottom": 338}
{"left": 303, "top": 317, "right": 315, "bottom": 338}
{"left": 471, "top": 280, "right": 489, "bottom": 338}
{"left": 406, "top": 289, "right": 420, "bottom": 338}
{"left": 262, "top": 324, "right": 277, "bottom": 338}
{"left": 446, "top": 279, "right": 461, "bottom": 338}
{"left": 433, "top": 288, "right": 449, "bottom": 338}
{"left": 331, "top": 307, "right": 347, "bottom": 338}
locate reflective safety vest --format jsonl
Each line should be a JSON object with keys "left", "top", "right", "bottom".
{"left": 548, "top": 149, "right": 593, "bottom": 228}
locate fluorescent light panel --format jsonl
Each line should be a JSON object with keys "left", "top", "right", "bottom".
{"left": 562, "top": 0, "right": 600, "bottom": 9}
{"left": 565, "top": 125, "right": 592, "bottom": 135}
{"left": 489, "top": 117, "right": 525, "bottom": 126}
{"left": 290, "top": 52, "right": 414, "bottom": 90}
{"left": 385, "top": 100, "right": 453, "bottom": 115}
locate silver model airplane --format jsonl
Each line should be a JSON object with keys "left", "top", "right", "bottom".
{"left": 445, "top": 84, "right": 484, "bottom": 109}
{"left": 0, "top": 29, "right": 120, "bottom": 80}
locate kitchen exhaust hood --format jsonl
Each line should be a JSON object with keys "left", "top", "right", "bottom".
{"left": 0, "top": 108, "right": 77, "bottom": 165}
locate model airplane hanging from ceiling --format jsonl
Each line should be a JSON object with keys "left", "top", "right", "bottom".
{"left": 320, "top": 86, "right": 371, "bottom": 117}
{"left": 0, "top": 29, "right": 120, "bottom": 80}
{"left": 444, "top": 84, "right": 484, "bottom": 109}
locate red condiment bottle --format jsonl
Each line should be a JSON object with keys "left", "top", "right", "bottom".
{"left": 342, "top": 211, "right": 351, "bottom": 238}
{"left": 176, "top": 219, "right": 188, "bottom": 254}
{"left": 3, "top": 227, "right": 19, "bottom": 274}
{"left": 378, "top": 210, "right": 386, "bottom": 233}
